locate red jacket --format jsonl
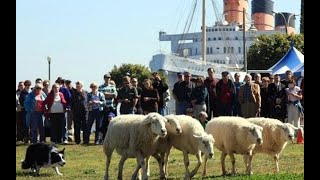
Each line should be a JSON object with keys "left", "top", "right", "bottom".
{"left": 43, "top": 92, "right": 67, "bottom": 114}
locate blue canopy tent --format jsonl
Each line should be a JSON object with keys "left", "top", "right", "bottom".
{"left": 291, "top": 63, "right": 304, "bottom": 77}
{"left": 268, "top": 45, "right": 304, "bottom": 75}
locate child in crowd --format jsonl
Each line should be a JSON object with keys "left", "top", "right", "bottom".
{"left": 198, "top": 111, "right": 208, "bottom": 129}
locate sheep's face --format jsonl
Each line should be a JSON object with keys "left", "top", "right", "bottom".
{"left": 194, "top": 134, "right": 215, "bottom": 159}
{"left": 164, "top": 115, "right": 182, "bottom": 135}
{"left": 280, "top": 123, "right": 297, "bottom": 141}
{"left": 145, "top": 113, "right": 167, "bottom": 138}
{"left": 246, "top": 125, "right": 263, "bottom": 145}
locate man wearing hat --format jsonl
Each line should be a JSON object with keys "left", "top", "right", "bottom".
{"left": 98, "top": 73, "right": 117, "bottom": 134}
{"left": 216, "top": 71, "right": 235, "bottom": 116}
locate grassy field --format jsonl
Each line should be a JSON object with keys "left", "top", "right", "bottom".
{"left": 16, "top": 138, "right": 304, "bottom": 180}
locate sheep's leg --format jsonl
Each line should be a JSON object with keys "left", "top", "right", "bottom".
{"left": 183, "top": 151, "right": 191, "bottom": 180}
{"left": 202, "top": 155, "right": 208, "bottom": 177}
{"left": 164, "top": 146, "right": 172, "bottom": 177}
{"left": 152, "top": 153, "right": 166, "bottom": 179}
{"left": 136, "top": 154, "right": 148, "bottom": 180}
{"left": 118, "top": 155, "right": 127, "bottom": 180}
{"left": 243, "top": 154, "right": 248, "bottom": 171}
{"left": 104, "top": 147, "right": 114, "bottom": 180}
{"left": 245, "top": 154, "right": 254, "bottom": 175}
{"left": 159, "top": 152, "right": 167, "bottom": 179}
{"left": 132, "top": 158, "right": 142, "bottom": 180}
{"left": 190, "top": 151, "right": 202, "bottom": 178}
{"left": 229, "top": 153, "right": 236, "bottom": 176}
{"left": 273, "top": 154, "right": 280, "bottom": 173}
{"left": 145, "top": 155, "right": 151, "bottom": 177}
{"left": 243, "top": 154, "right": 253, "bottom": 175}
{"left": 221, "top": 152, "right": 228, "bottom": 176}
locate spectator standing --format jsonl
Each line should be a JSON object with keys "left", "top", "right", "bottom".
{"left": 268, "top": 74, "right": 287, "bottom": 122}
{"left": 204, "top": 68, "right": 218, "bottom": 119}
{"left": 151, "top": 72, "right": 169, "bottom": 116}
{"left": 238, "top": 74, "right": 261, "bottom": 118}
{"left": 117, "top": 76, "right": 138, "bottom": 114}
{"left": 85, "top": 82, "right": 106, "bottom": 145}
{"left": 216, "top": 71, "right": 235, "bottom": 116}
{"left": 71, "top": 81, "right": 88, "bottom": 144}
{"left": 233, "top": 73, "right": 243, "bottom": 116}
{"left": 16, "top": 81, "right": 25, "bottom": 143}
{"left": 172, "top": 72, "right": 185, "bottom": 115}
{"left": 19, "top": 80, "right": 33, "bottom": 143}
{"left": 131, "top": 77, "right": 142, "bottom": 114}
{"left": 24, "top": 84, "right": 47, "bottom": 144}
{"left": 286, "top": 80, "right": 303, "bottom": 128}
{"left": 141, "top": 79, "right": 159, "bottom": 115}
{"left": 191, "top": 77, "right": 208, "bottom": 119}
{"left": 43, "top": 83, "right": 67, "bottom": 144}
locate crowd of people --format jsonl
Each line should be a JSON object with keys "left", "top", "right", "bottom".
{"left": 172, "top": 69, "right": 304, "bottom": 129}
{"left": 16, "top": 69, "right": 304, "bottom": 145}
{"left": 15, "top": 72, "right": 170, "bottom": 145}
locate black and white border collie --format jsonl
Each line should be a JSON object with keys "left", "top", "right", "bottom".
{"left": 21, "top": 143, "right": 66, "bottom": 176}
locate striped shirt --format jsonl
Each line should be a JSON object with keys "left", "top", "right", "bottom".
{"left": 98, "top": 83, "right": 117, "bottom": 108}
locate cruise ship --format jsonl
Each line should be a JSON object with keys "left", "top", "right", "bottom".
{"left": 149, "top": 0, "right": 297, "bottom": 114}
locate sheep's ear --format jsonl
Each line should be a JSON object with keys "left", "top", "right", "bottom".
{"left": 244, "top": 125, "right": 254, "bottom": 132}
{"left": 193, "top": 134, "right": 202, "bottom": 139}
{"left": 141, "top": 115, "right": 155, "bottom": 125}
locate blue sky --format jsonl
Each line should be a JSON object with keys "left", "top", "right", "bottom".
{"left": 16, "top": 0, "right": 301, "bottom": 90}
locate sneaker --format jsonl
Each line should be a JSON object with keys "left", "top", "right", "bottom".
{"left": 63, "top": 140, "right": 69, "bottom": 145}
{"left": 95, "top": 140, "right": 101, "bottom": 145}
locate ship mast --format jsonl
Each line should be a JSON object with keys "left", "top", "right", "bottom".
{"left": 202, "top": 0, "right": 206, "bottom": 65}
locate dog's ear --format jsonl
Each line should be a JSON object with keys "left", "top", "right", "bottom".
{"left": 59, "top": 148, "right": 65, "bottom": 154}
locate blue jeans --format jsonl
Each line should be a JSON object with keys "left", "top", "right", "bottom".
{"left": 85, "top": 109, "right": 103, "bottom": 143}
{"left": 30, "top": 111, "right": 44, "bottom": 144}
{"left": 176, "top": 101, "right": 191, "bottom": 115}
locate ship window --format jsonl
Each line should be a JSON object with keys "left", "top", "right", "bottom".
{"left": 215, "top": 29, "right": 217, "bottom": 31}
{"left": 213, "top": 37, "right": 216, "bottom": 40}
{"left": 224, "top": 47, "right": 226, "bottom": 53}
{"left": 231, "top": 47, "right": 234, "bottom": 53}
{"left": 207, "top": 47, "right": 209, "bottom": 54}
{"left": 195, "top": 39, "right": 197, "bottom": 42}
{"left": 219, "top": 28, "right": 222, "bottom": 31}
{"left": 196, "top": 48, "right": 198, "bottom": 55}
{"left": 228, "top": 47, "right": 230, "bottom": 53}
{"left": 235, "top": 37, "right": 238, "bottom": 40}
{"left": 218, "top": 37, "right": 221, "bottom": 40}
{"left": 233, "top": 28, "right": 235, "bottom": 31}
{"left": 210, "top": 47, "right": 213, "bottom": 54}
{"left": 226, "top": 37, "right": 229, "bottom": 40}
{"left": 226, "top": 28, "right": 229, "bottom": 31}
{"left": 202, "top": 69, "right": 204, "bottom": 71}
{"left": 216, "top": 47, "right": 219, "bottom": 49}
{"left": 208, "top": 38, "right": 211, "bottom": 41}
{"left": 223, "top": 28, "right": 225, "bottom": 31}
{"left": 238, "top": 47, "right": 241, "bottom": 53}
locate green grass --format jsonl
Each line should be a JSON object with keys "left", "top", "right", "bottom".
{"left": 16, "top": 137, "right": 304, "bottom": 180}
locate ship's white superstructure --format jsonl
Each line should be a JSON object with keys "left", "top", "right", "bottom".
{"left": 149, "top": 0, "right": 292, "bottom": 114}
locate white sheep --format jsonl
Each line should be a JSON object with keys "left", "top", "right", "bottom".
{"left": 163, "top": 115, "right": 215, "bottom": 180}
{"left": 141, "top": 114, "right": 182, "bottom": 179}
{"left": 103, "top": 112, "right": 168, "bottom": 180}
{"left": 247, "top": 117, "right": 299, "bottom": 173}
{"left": 203, "top": 116, "right": 263, "bottom": 176}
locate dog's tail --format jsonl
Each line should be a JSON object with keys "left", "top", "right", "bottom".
{"left": 21, "top": 159, "right": 31, "bottom": 169}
